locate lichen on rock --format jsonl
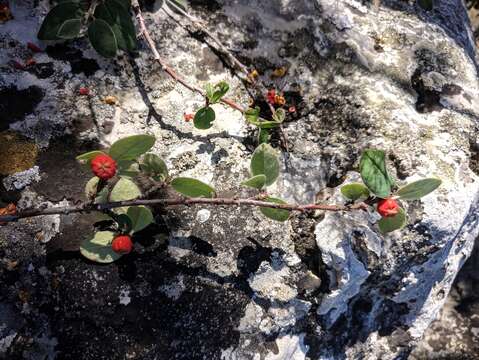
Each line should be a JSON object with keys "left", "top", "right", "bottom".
{"left": 0, "top": 0, "right": 478, "bottom": 359}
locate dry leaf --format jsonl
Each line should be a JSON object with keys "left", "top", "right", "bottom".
{"left": 103, "top": 96, "right": 117, "bottom": 105}
{"left": 0, "top": 203, "right": 16, "bottom": 225}
{"left": 271, "top": 67, "right": 287, "bottom": 78}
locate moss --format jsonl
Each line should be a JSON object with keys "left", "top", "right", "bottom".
{"left": 0, "top": 131, "right": 38, "bottom": 175}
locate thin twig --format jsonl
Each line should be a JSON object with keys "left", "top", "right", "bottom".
{"left": 132, "top": 1, "right": 245, "bottom": 113}
{"left": 162, "top": 1, "right": 290, "bottom": 151}
{"left": 163, "top": 2, "right": 249, "bottom": 76}
{"left": 0, "top": 197, "right": 367, "bottom": 223}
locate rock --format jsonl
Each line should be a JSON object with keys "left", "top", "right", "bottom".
{"left": 0, "top": 0, "right": 478, "bottom": 359}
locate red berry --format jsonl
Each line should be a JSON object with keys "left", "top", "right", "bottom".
{"left": 25, "top": 58, "right": 36, "bottom": 67}
{"left": 27, "top": 42, "right": 42, "bottom": 53}
{"left": 79, "top": 87, "right": 90, "bottom": 96}
{"left": 377, "top": 198, "right": 399, "bottom": 218}
{"left": 111, "top": 235, "right": 133, "bottom": 254}
{"left": 183, "top": 113, "right": 193, "bottom": 122}
{"left": 91, "top": 154, "right": 117, "bottom": 180}
{"left": 266, "top": 89, "right": 276, "bottom": 104}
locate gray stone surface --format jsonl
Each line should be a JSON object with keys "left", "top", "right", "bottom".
{"left": 0, "top": 0, "right": 478, "bottom": 359}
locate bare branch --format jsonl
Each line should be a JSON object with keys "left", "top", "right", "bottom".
{"left": 132, "top": 1, "right": 245, "bottom": 113}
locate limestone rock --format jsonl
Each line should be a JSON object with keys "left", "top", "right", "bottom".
{"left": 0, "top": 0, "right": 478, "bottom": 359}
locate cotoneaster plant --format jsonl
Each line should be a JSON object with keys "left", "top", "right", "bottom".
{"left": 340, "top": 149, "right": 442, "bottom": 233}
{"left": 3, "top": 2, "right": 441, "bottom": 263}
{"left": 0, "top": 135, "right": 441, "bottom": 263}
{"left": 35, "top": 0, "right": 296, "bottom": 146}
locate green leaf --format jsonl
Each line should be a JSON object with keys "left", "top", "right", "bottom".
{"left": 95, "top": 187, "right": 110, "bottom": 204}
{"left": 241, "top": 175, "right": 266, "bottom": 190}
{"left": 259, "top": 197, "right": 290, "bottom": 222}
{"left": 88, "top": 18, "right": 118, "bottom": 58}
{"left": 140, "top": 153, "right": 169, "bottom": 181}
{"left": 171, "top": 177, "right": 215, "bottom": 198}
{"left": 251, "top": 143, "right": 280, "bottom": 186}
{"left": 109, "top": 135, "right": 156, "bottom": 161}
{"left": 245, "top": 107, "right": 280, "bottom": 129}
{"left": 396, "top": 178, "right": 441, "bottom": 200}
{"left": 245, "top": 107, "right": 260, "bottom": 124}
{"left": 80, "top": 231, "right": 122, "bottom": 263}
{"left": 378, "top": 208, "right": 407, "bottom": 234}
{"left": 127, "top": 206, "right": 154, "bottom": 233}
{"left": 85, "top": 176, "right": 100, "bottom": 199}
{"left": 359, "top": 149, "right": 394, "bottom": 198}
{"left": 38, "top": 2, "right": 83, "bottom": 40}
{"left": 94, "top": 0, "right": 137, "bottom": 52}
{"left": 117, "top": 160, "right": 140, "bottom": 178}
{"left": 340, "top": 183, "right": 370, "bottom": 201}
{"left": 84, "top": 177, "right": 109, "bottom": 204}
{"left": 112, "top": 213, "right": 133, "bottom": 233}
{"left": 56, "top": 18, "right": 81, "bottom": 39}
{"left": 258, "top": 128, "right": 270, "bottom": 144}
{"left": 272, "top": 108, "right": 286, "bottom": 123}
{"left": 194, "top": 107, "right": 215, "bottom": 129}
{"left": 110, "top": 177, "right": 141, "bottom": 201}
{"left": 76, "top": 150, "right": 106, "bottom": 165}
{"left": 206, "top": 81, "right": 229, "bottom": 104}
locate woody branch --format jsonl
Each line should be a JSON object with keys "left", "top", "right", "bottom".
{"left": 0, "top": 197, "right": 367, "bottom": 223}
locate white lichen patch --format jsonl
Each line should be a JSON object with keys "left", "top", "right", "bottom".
{"left": 248, "top": 259, "right": 297, "bottom": 303}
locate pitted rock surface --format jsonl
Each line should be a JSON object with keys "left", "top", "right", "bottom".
{"left": 1, "top": 1, "right": 478, "bottom": 359}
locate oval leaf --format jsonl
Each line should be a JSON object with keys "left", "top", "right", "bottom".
{"left": 396, "top": 178, "right": 441, "bottom": 200}
{"left": 251, "top": 143, "right": 280, "bottom": 186}
{"left": 259, "top": 197, "right": 290, "bottom": 222}
{"left": 117, "top": 160, "right": 140, "bottom": 179}
{"left": 110, "top": 177, "right": 141, "bottom": 201}
{"left": 57, "top": 18, "right": 81, "bottom": 39}
{"left": 85, "top": 176, "right": 100, "bottom": 199}
{"left": 360, "top": 149, "right": 394, "bottom": 198}
{"left": 76, "top": 150, "right": 106, "bottom": 165}
{"left": 38, "top": 2, "right": 82, "bottom": 40}
{"left": 109, "top": 135, "right": 156, "bottom": 161}
{"left": 127, "top": 206, "right": 154, "bottom": 233}
{"left": 140, "top": 153, "right": 168, "bottom": 181}
{"left": 95, "top": 1, "right": 137, "bottom": 51}
{"left": 171, "top": 177, "right": 215, "bottom": 198}
{"left": 241, "top": 175, "right": 266, "bottom": 190}
{"left": 340, "top": 183, "right": 370, "bottom": 201}
{"left": 194, "top": 107, "right": 215, "bottom": 130}
{"left": 80, "top": 231, "right": 122, "bottom": 263}
{"left": 378, "top": 208, "right": 407, "bottom": 234}
{"left": 88, "top": 18, "right": 118, "bottom": 58}
{"left": 272, "top": 108, "right": 286, "bottom": 123}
